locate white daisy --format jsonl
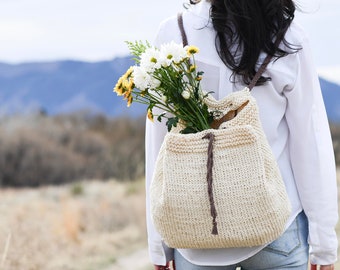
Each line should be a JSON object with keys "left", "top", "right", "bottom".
{"left": 133, "top": 66, "right": 150, "bottom": 90}
{"left": 148, "top": 76, "right": 161, "bottom": 90}
{"left": 160, "top": 41, "right": 187, "bottom": 65}
{"left": 140, "top": 47, "right": 161, "bottom": 72}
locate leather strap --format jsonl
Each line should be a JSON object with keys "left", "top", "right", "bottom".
{"left": 177, "top": 13, "right": 188, "bottom": 47}
{"left": 247, "top": 54, "right": 273, "bottom": 90}
{"left": 177, "top": 12, "right": 282, "bottom": 90}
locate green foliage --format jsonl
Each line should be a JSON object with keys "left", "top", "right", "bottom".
{"left": 125, "top": 40, "right": 151, "bottom": 63}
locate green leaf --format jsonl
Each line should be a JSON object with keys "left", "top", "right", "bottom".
{"left": 148, "top": 101, "right": 156, "bottom": 110}
{"left": 157, "top": 113, "right": 166, "bottom": 122}
{"left": 166, "top": 117, "right": 179, "bottom": 132}
{"left": 180, "top": 126, "right": 197, "bottom": 134}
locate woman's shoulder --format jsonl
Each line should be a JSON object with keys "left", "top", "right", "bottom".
{"left": 154, "top": 14, "right": 182, "bottom": 46}
{"left": 157, "top": 14, "right": 180, "bottom": 33}
{"left": 284, "top": 20, "right": 309, "bottom": 47}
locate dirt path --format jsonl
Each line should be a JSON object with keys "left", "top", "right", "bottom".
{"left": 108, "top": 248, "right": 152, "bottom": 270}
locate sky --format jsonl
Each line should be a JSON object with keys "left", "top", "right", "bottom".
{"left": 0, "top": 0, "right": 339, "bottom": 82}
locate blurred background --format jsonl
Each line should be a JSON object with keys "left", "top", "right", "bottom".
{"left": 0, "top": 0, "right": 339, "bottom": 269}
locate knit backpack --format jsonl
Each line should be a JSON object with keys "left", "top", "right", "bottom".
{"left": 150, "top": 13, "right": 291, "bottom": 249}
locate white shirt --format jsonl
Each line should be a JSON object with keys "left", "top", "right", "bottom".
{"left": 145, "top": 0, "right": 338, "bottom": 266}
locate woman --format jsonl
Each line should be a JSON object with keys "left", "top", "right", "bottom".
{"left": 145, "top": 0, "right": 338, "bottom": 269}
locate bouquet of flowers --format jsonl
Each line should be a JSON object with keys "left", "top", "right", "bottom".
{"left": 113, "top": 41, "right": 215, "bottom": 134}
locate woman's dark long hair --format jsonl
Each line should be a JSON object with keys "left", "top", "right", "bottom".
{"left": 192, "top": 0, "right": 299, "bottom": 85}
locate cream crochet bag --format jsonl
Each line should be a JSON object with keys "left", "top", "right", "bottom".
{"left": 150, "top": 88, "right": 291, "bottom": 249}
{"left": 149, "top": 13, "right": 291, "bottom": 249}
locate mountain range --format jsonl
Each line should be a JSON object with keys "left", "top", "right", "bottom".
{"left": 0, "top": 58, "right": 339, "bottom": 123}
{"left": 0, "top": 57, "right": 145, "bottom": 118}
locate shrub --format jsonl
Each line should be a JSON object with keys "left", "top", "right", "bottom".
{"left": 0, "top": 112, "right": 338, "bottom": 187}
{"left": 0, "top": 112, "right": 145, "bottom": 187}
{"left": 331, "top": 124, "right": 340, "bottom": 166}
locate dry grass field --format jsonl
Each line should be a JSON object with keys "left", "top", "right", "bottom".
{"left": 0, "top": 170, "right": 339, "bottom": 270}
{"left": 0, "top": 179, "right": 151, "bottom": 270}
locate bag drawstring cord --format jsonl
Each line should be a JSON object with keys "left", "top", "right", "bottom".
{"left": 203, "top": 132, "right": 218, "bottom": 235}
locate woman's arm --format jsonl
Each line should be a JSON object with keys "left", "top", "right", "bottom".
{"left": 284, "top": 35, "right": 338, "bottom": 265}
{"left": 145, "top": 113, "right": 172, "bottom": 265}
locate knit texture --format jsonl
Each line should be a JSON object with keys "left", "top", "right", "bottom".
{"left": 150, "top": 89, "right": 291, "bottom": 249}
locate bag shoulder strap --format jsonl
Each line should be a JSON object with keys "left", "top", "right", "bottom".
{"left": 247, "top": 54, "right": 273, "bottom": 91}
{"left": 177, "top": 12, "right": 188, "bottom": 47}
{"left": 177, "top": 12, "right": 281, "bottom": 91}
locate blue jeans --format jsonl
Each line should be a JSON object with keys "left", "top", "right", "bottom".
{"left": 174, "top": 211, "right": 309, "bottom": 270}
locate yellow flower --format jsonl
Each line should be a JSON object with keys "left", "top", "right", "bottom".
{"left": 187, "top": 46, "right": 199, "bottom": 56}
{"left": 196, "top": 76, "right": 202, "bottom": 81}
{"left": 122, "top": 77, "right": 134, "bottom": 91}
{"left": 127, "top": 95, "right": 133, "bottom": 107}
{"left": 123, "top": 88, "right": 131, "bottom": 100}
{"left": 188, "top": 64, "right": 196, "bottom": 73}
{"left": 113, "top": 77, "right": 124, "bottom": 95}
{"left": 123, "top": 66, "right": 134, "bottom": 79}
{"left": 128, "top": 78, "right": 134, "bottom": 89}
{"left": 140, "top": 90, "right": 148, "bottom": 97}
{"left": 147, "top": 109, "right": 154, "bottom": 122}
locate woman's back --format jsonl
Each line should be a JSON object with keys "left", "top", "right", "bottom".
{"left": 147, "top": 0, "right": 338, "bottom": 268}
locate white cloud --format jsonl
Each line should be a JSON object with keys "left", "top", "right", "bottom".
{"left": 0, "top": 20, "right": 44, "bottom": 41}
{"left": 0, "top": 0, "right": 187, "bottom": 63}
{"left": 0, "top": 0, "right": 339, "bottom": 67}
